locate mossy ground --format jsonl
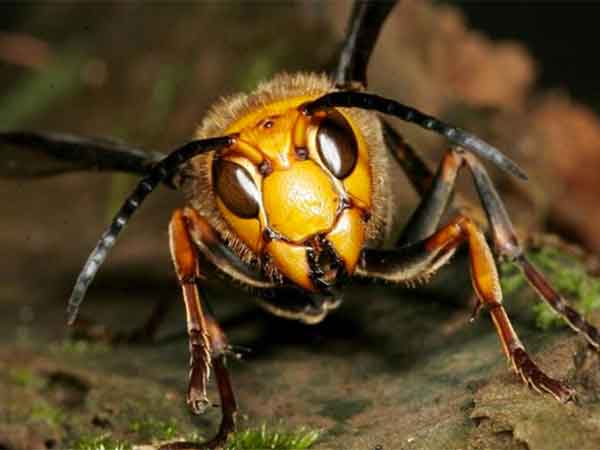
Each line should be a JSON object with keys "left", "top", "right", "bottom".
{"left": 3, "top": 247, "right": 600, "bottom": 450}
{"left": 70, "top": 424, "right": 320, "bottom": 450}
{"left": 501, "top": 244, "right": 600, "bottom": 329}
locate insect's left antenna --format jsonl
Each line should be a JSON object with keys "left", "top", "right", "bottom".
{"left": 66, "top": 135, "right": 236, "bottom": 325}
{"left": 303, "top": 92, "right": 528, "bottom": 181}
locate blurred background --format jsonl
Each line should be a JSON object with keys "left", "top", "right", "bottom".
{"left": 1, "top": 2, "right": 600, "bottom": 449}
{"left": 2, "top": 2, "right": 600, "bottom": 257}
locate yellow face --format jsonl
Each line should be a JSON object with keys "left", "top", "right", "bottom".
{"left": 212, "top": 95, "right": 372, "bottom": 292}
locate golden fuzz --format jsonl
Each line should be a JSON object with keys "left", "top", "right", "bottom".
{"left": 180, "top": 72, "right": 392, "bottom": 282}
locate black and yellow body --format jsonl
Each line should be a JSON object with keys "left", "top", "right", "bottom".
{"left": 2, "top": 1, "right": 599, "bottom": 450}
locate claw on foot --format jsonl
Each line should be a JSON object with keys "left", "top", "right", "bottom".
{"left": 187, "top": 392, "right": 210, "bottom": 415}
{"left": 512, "top": 348, "right": 575, "bottom": 403}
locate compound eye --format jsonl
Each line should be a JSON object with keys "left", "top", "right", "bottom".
{"left": 214, "top": 160, "right": 260, "bottom": 219}
{"left": 316, "top": 111, "right": 358, "bottom": 179}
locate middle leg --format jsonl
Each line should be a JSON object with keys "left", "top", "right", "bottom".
{"left": 395, "top": 146, "right": 600, "bottom": 350}
{"left": 159, "top": 208, "right": 238, "bottom": 450}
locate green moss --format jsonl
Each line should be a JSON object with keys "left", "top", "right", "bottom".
{"left": 224, "top": 424, "right": 321, "bottom": 450}
{"left": 71, "top": 434, "right": 132, "bottom": 450}
{"left": 30, "top": 401, "right": 65, "bottom": 426}
{"left": 49, "top": 339, "right": 110, "bottom": 356}
{"left": 501, "top": 246, "right": 600, "bottom": 329}
{"left": 67, "top": 424, "right": 319, "bottom": 450}
{"left": 129, "top": 416, "right": 180, "bottom": 442}
{"left": 7, "top": 367, "right": 46, "bottom": 389}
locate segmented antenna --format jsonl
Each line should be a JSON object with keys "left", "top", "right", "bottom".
{"left": 66, "top": 135, "right": 235, "bottom": 325}
{"left": 303, "top": 92, "right": 528, "bottom": 181}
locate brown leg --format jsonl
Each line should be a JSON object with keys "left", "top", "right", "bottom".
{"left": 388, "top": 142, "right": 600, "bottom": 352}
{"left": 159, "top": 208, "right": 237, "bottom": 450}
{"left": 518, "top": 256, "right": 600, "bottom": 350}
{"left": 359, "top": 215, "right": 575, "bottom": 402}
{"left": 460, "top": 153, "right": 600, "bottom": 350}
{"left": 452, "top": 216, "right": 574, "bottom": 402}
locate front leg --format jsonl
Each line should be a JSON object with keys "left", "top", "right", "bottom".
{"left": 160, "top": 208, "right": 237, "bottom": 450}
{"left": 393, "top": 146, "right": 600, "bottom": 351}
{"left": 357, "top": 215, "right": 575, "bottom": 402}
{"left": 161, "top": 207, "right": 341, "bottom": 448}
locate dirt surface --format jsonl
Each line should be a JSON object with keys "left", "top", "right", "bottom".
{"left": 2, "top": 2, "right": 600, "bottom": 449}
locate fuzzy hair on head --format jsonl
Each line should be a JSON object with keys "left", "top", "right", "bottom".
{"left": 181, "top": 72, "right": 391, "bottom": 281}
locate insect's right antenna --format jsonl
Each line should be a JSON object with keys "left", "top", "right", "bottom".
{"left": 66, "top": 135, "right": 236, "bottom": 325}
